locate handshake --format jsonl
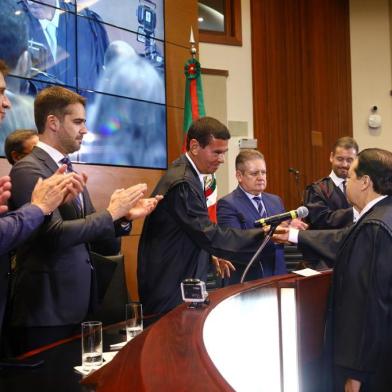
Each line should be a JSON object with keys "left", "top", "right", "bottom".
{"left": 270, "top": 218, "right": 308, "bottom": 244}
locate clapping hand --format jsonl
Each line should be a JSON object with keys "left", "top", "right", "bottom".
{"left": 31, "top": 172, "right": 86, "bottom": 215}
{"left": 0, "top": 176, "right": 12, "bottom": 214}
{"left": 126, "top": 195, "right": 163, "bottom": 220}
{"left": 107, "top": 184, "right": 147, "bottom": 221}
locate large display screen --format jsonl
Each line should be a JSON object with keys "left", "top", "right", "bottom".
{"left": 0, "top": 0, "right": 167, "bottom": 169}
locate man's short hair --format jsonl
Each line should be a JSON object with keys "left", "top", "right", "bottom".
{"left": 355, "top": 148, "right": 392, "bottom": 195}
{"left": 185, "top": 116, "right": 230, "bottom": 151}
{"left": 0, "top": 60, "right": 9, "bottom": 78}
{"left": 332, "top": 136, "right": 359, "bottom": 154}
{"left": 0, "top": 0, "right": 28, "bottom": 69}
{"left": 34, "top": 86, "right": 86, "bottom": 133}
{"left": 235, "top": 149, "right": 265, "bottom": 171}
{"left": 4, "top": 129, "right": 37, "bottom": 165}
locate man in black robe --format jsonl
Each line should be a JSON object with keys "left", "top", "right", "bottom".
{"left": 303, "top": 136, "right": 359, "bottom": 229}
{"left": 137, "top": 117, "right": 265, "bottom": 316}
{"left": 276, "top": 148, "right": 392, "bottom": 391}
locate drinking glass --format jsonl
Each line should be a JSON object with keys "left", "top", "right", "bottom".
{"left": 125, "top": 302, "right": 143, "bottom": 341}
{"left": 81, "top": 321, "right": 103, "bottom": 370}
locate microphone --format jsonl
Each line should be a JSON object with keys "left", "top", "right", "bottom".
{"left": 288, "top": 167, "right": 300, "bottom": 175}
{"left": 255, "top": 206, "right": 309, "bottom": 227}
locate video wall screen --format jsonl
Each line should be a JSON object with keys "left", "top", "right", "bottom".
{"left": 0, "top": 0, "right": 167, "bottom": 169}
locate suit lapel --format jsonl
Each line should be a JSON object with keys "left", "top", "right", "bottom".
{"left": 33, "top": 147, "right": 83, "bottom": 217}
{"left": 33, "top": 146, "right": 59, "bottom": 174}
{"left": 234, "top": 187, "right": 260, "bottom": 222}
{"left": 262, "top": 193, "right": 280, "bottom": 216}
{"left": 184, "top": 155, "right": 207, "bottom": 207}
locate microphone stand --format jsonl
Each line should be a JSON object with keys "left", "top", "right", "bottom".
{"left": 289, "top": 168, "right": 302, "bottom": 204}
{"left": 240, "top": 224, "right": 278, "bottom": 284}
{"left": 294, "top": 171, "right": 301, "bottom": 204}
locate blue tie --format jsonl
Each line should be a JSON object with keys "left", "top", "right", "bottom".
{"left": 59, "top": 156, "right": 73, "bottom": 173}
{"left": 253, "top": 196, "right": 266, "bottom": 217}
{"left": 59, "top": 157, "right": 82, "bottom": 213}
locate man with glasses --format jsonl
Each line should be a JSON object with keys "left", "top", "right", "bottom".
{"left": 217, "top": 149, "right": 287, "bottom": 283}
{"left": 274, "top": 148, "right": 392, "bottom": 391}
{"left": 304, "top": 136, "right": 359, "bottom": 230}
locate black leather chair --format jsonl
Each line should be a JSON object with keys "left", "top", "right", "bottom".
{"left": 90, "top": 252, "right": 129, "bottom": 325}
{"left": 284, "top": 244, "right": 306, "bottom": 272}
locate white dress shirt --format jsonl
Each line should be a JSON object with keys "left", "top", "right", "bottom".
{"left": 289, "top": 195, "right": 388, "bottom": 244}
{"left": 329, "top": 170, "right": 359, "bottom": 222}
{"left": 39, "top": 1, "right": 61, "bottom": 61}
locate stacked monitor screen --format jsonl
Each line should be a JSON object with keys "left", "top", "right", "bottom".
{"left": 0, "top": 0, "right": 167, "bottom": 169}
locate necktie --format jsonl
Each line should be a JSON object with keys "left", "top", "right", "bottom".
{"left": 46, "top": 23, "right": 57, "bottom": 60}
{"left": 342, "top": 180, "right": 347, "bottom": 195}
{"left": 60, "top": 157, "right": 83, "bottom": 212}
{"left": 60, "top": 156, "right": 73, "bottom": 173}
{"left": 253, "top": 196, "right": 266, "bottom": 217}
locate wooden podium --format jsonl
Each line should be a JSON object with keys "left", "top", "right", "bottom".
{"left": 83, "top": 271, "right": 332, "bottom": 391}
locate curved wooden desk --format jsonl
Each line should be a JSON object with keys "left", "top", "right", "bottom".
{"left": 83, "top": 272, "right": 332, "bottom": 391}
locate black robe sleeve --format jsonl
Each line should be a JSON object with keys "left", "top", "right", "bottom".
{"left": 333, "top": 223, "right": 392, "bottom": 382}
{"left": 166, "top": 182, "right": 265, "bottom": 263}
{"left": 298, "top": 227, "right": 350, "bottom": 264}
{"left": 304, "top": 182, "right": 354, "bottom": 229}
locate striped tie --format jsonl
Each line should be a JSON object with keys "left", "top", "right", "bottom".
{"left": 59, "top": 157, "right": 82, "bottom": 213}
{"left": 253, "top": 196, "right": 266, "bottom": 217}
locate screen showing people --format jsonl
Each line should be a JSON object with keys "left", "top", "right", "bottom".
{"left": 0, "top": 0, "right": 166, "bottom": 169}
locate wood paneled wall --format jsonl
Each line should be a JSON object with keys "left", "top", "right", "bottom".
{"left": 251, "top": 0, "right": 352, "bottom": 209}
{"left": 0, "top": 0, "right": 198, "bottom": 301}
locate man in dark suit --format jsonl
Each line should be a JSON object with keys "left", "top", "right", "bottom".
{"left": 138, "top": 117, "right": 269, "bottom": 317}
{"left": 304, "top": 136, "right": 359, "bottom": 229}
{"left": 275, "top": 148, "right": 392, "bottom": 392}
{"left": 0, "top": 61, "right": 85, "bottom": 351}
{"left": 217, "top": 149, "right": 286, "bottom": 283}
{"left": 8, "top": 86, "right": 159, "bottom": 354}
{"left": 19, "top": 0, "right": 109, "bottom": 91}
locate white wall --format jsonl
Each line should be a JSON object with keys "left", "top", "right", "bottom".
{"left": 350, "top": 0, "right": 392, "bottom": 150}
{"left": 199, "top": 0, "right": 254, "bottom": 138}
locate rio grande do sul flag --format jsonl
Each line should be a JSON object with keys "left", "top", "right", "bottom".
{"left": 183, "top": 58, "right": 218, "bottom": 222}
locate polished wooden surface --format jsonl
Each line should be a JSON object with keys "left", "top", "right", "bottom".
{"left": 251, "top": 0, "right": 352, "bottom": 209}
{"left": 83, "top": 271, "right": 332, "bottom": 391}
{"left": 279, "top": 273, "right": 332, "bottom": 363}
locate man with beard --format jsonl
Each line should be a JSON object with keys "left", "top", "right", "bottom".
{"left": 304, "top": 136, "right": 359, "bottom": 229}
{"left": 0, "top": 61, "right": 85, "bottom": 355}
{"left": 8, "top": 86, "right": 160, "bottom": 353}
{"left": 275, "top": 148, "right": 392, "bottom": 391}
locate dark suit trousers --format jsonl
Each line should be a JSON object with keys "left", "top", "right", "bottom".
{"left": 9, "top": 325, "right": 80, "bottom": 356}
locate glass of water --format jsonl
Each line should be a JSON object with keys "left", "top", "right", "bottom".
{"left": 125, "top": 302, "right": 143, "bottom": 341}
{"left": 81, "top": 321, "right": 103, "bottom": 370}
